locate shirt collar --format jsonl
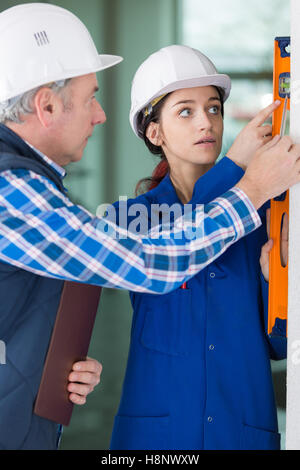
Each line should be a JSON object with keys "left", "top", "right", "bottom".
{"left": 25, "top": 141, "right": 66, "bottom": 179}
{"left": 148, "top": 157, "right": 244, "bottom": 206}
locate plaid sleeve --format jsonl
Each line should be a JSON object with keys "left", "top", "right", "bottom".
{"left": 0, "top": 170, "right": 261, "bottom": 293}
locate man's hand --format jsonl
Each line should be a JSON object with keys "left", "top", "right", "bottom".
{"left": 227, "top": 100, "right": 280, "bottom": 171}
{"left": 260, "top": 208, "right": 289, "bottom": 282}
{"left": 236, "top": 135, "right": 300, "bottom": 209}
{"left": 67, "top": 357, "right": 102, "bottom": 405}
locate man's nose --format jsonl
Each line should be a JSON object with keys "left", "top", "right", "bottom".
{"left": 93, "top": 100, "right": 107, "bottom": 125}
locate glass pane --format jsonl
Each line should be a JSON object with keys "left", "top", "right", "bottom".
{"left": 181, "top": 0, "right": 291, "bottom": 160}
{"left": 182, "top": 0, "right": 290, "bottom": 73}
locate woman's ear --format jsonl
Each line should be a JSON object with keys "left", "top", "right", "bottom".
{"left": 146, "top": 121, "right": 163, "bottom": 147}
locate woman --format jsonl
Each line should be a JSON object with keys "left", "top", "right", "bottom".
{"left": 109, "top": 45, "right": 286, "bottom": 450}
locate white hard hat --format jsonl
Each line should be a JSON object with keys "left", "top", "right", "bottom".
{"left": 130, "top": 45, "right": 231, "bottom": 137}
{"left": 0, "top": 3, "right": 123, "bottom": 102}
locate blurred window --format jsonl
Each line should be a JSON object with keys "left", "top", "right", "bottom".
{"left": 181, "top": 0, "right": 291, "bottom": 156}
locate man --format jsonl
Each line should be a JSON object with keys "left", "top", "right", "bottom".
{"left": 0, "top": 3, "right": 299, "bottom": 451}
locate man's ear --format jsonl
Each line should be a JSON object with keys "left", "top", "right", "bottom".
{"left": 145, "top": 121, "right": 163, "bottom": 147}
{"left": 33, "top": 87, "right": 62, "bottom": 128}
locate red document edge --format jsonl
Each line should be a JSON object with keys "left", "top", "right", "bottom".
{"left": 34, "top": 281, "right": 102, "bottom": 426}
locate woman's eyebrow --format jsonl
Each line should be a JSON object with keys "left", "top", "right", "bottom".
{"left": 172, "top": 96, "right": 221, "bottom": 107}
{"left": 208, "top": 96, "right": 221, "bottom": 102}
{"left": 172, "top": 99, "right": 194, "bottom": 107}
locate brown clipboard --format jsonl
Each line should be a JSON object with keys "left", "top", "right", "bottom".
{"left": 34, "top": 281, "right": 102, "bottom": 426}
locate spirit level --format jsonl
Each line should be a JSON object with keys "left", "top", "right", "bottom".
{"left": 267, "top": 36, "right": 290, "bottom": 335}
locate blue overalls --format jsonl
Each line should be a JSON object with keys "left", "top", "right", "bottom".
{"left": 110, "top": 157, "right": 286, "bottom": 450}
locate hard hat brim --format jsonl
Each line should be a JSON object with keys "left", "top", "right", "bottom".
{"left": 150, "top": 74, "right": 231, "bottom": 102}
{"left": 96, "top": 54, "right": 124, "bottom": 72}
{"left": 0, "top": 55, "right": 123, "bottom": 102}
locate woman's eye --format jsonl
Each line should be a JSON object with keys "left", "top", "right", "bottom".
{"left": 179, "top": 108, "right": 191, "bottom": 117}
{"left": 208, "top": 106, "right": 220, "bottom": 115}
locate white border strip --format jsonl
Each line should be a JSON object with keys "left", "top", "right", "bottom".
{"left": 286, "top": 0, "right": 300, "bottom": 450}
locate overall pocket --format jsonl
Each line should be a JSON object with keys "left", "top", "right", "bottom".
{"left": 240, "top": 423, "right": 281, "bottom": 450}
{"left": 140, "top": 289, "right": 192, "bottom": 356}
{"left": 110, "top": 414, "right": 170, "bottom": 450}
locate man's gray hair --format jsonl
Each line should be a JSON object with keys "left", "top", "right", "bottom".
{"left": 0, "top": 79, "right": 72, "bottom": 124}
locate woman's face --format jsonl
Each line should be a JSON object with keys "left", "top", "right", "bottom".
{"left": 148, "top": 86, "right": 224, "bottom": 172}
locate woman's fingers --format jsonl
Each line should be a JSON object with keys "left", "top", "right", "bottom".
{"left": 280, "top": 212, "right": 289, "bottom": 268}
{"left": 257, "top": 124, "right": 272, "bottom": 138}
{"left": 251, "top": 100, "right": 281, "bottom": 127}
{"left": 260, "top": 239, "right": 274, "bottom": 282}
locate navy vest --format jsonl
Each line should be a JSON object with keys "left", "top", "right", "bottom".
{"left": 0, "top": 124, "right": 65, "bottom": 449}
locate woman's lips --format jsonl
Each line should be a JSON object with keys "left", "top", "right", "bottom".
{"left": 194, "top": 137, "right": 216, "bottom": 146}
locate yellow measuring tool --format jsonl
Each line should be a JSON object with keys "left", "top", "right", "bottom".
{"left": 268, "top": 36, "right": 290, "bottom": 335}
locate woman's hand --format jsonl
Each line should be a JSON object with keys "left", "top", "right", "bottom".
{"left": 260, "top": 208, "right": 289, "bottom": 282}
{"left": 67, "top": 356, "right": 102, "bottom": 405}
{"left": 227, "top": 100, "right": 281, "bottom": 170}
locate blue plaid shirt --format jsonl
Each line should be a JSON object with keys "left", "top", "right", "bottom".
{"left": 0, "top": 153, "right": 261, "bottom": 294}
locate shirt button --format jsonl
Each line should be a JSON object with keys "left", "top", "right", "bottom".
{"left": 209, "top": 272, "right": 215, "bottom": 279}
{"left": 207, "top": 416, "right": 213, "bottom": 423}
{"left": 209, "top": 344, "right": 215, "bottom": 351}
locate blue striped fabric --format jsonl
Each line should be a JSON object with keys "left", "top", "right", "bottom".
{"left": 0, "top": 168, "right": 261, "bottom": 293}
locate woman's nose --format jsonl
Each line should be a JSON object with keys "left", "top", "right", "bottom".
{"left": 196, "top": 111, "right": 213, "bottom": 130}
